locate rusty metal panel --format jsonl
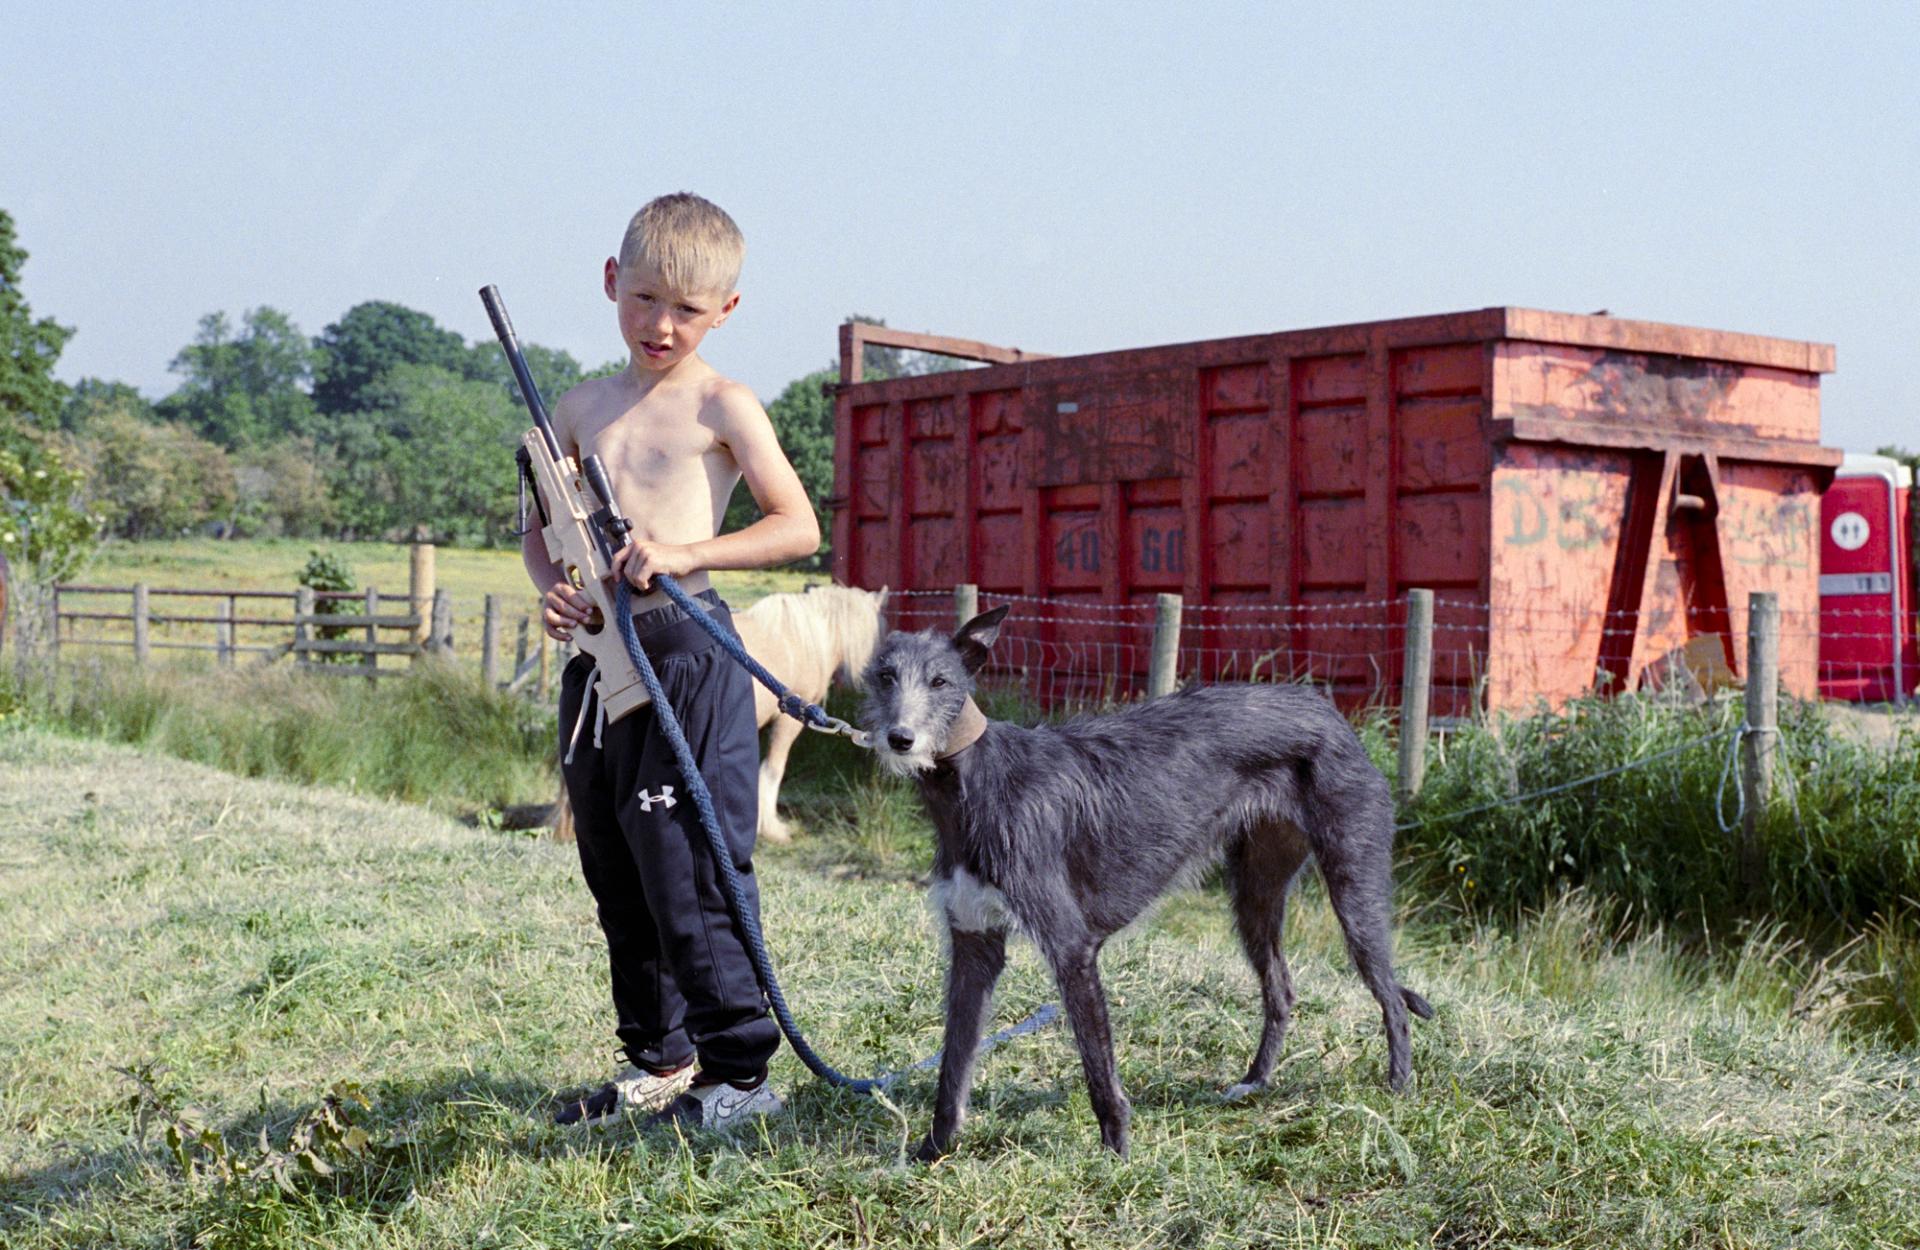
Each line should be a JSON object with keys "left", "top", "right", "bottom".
{"left": 832, "top": 307, "right": 1839, "bottom": 712}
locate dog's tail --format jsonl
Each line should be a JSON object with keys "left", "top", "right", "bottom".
{"left": 1400, "top": 986, "right": 1435, "bottom": 1020}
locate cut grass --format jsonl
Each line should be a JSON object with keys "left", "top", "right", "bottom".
{"left": 4, "top": 728, "right": 1919, "bottom": 1248}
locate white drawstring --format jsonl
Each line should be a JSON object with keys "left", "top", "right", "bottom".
{"left": 563, "top": 664, "right": 599, "bottom": 766}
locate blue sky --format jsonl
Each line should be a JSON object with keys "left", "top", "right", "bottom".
{"left": 5, "top": 1, "right": 1915, "bottom": 451}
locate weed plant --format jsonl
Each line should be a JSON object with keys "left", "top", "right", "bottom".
{"left": 1396, "top": 691, "right": 1920, "bottom": 1044}
{"left": 1398, "top": 693, "right": 1920, "bottom": 926}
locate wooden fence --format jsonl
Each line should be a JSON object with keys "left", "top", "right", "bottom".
{"left": 46, "top": 544, "right": 559, "bottom": 692}
{"left": 52, "top": 583, "right": 450, "bottom": 679}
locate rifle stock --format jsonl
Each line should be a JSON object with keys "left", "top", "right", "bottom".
{"left": 480, "top": 284, "right": 652, "bottom": 721}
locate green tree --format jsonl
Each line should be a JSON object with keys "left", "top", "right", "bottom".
{"left": 60, "top": 377, "right": 153, "bottom": 433}
{"left": 0, "top": 209, "right": 73, "bottom": 429}
{"left": 76, "top": 411, "right": 236, "bottom": 539}
{"left": 1, "top": 209, "right": 95, "bottom": 640}
{"left": 319, "top": 406, "right": 399, "bottom": 539}
{"left": 236, "top": 437, "right": 336, "bottom": 538}
{"left": 311, "top": 301, "right": 468, "bottom": 416}
{"left": 0, "top": 435, "right": 92, "bottom": 582}
{"left": 158, "top": 307, "right": 316, "bottom": 447}
{"left": 327, "top": 364, "right": 520, "bottom": 544}
{"left": 464, "top": 339, "right": 585, "bottom": 413}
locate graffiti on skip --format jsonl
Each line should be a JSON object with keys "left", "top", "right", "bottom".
{"left": 1495, "top": 478, "right": 1614, "bottom": 552}
{"left": 1499, "top": 480, "right": 1549, "bottom": 547}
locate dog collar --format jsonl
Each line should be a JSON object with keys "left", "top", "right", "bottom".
{"left": 937, "top": 698, "right": 988, "bottom": 760}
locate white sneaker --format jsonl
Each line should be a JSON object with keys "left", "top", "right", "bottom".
{"left": 555, "top": 1063, "right": 696, "bottom": 1129}
{"left": 649, "top": 1076, "right": 786, "bottom": 1133}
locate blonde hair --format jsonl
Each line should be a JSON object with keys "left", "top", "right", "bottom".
{"left": 617, "top": 193, "right": 745, "bottom": 295}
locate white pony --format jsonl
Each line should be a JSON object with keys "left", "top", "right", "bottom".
{"left": 550, "top": 583, "right": 888, "bottom": 845}
{"left": 731, "top": 583, "right": 889, "bottom": 842}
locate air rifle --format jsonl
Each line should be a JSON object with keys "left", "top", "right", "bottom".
{"left": 479, "top": 284, "right": 654, "bottom": 722}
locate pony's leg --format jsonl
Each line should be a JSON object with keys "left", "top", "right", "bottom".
{"left": 757, "top": 715, "right": 804, "bottom": 843}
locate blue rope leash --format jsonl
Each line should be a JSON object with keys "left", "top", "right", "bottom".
{"left": 612, "top": 575, "right": 1055, "bottom": 1091}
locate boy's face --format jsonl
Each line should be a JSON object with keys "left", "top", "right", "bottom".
{"left": 604, "top": 256, "right": 739, "bottom": 373}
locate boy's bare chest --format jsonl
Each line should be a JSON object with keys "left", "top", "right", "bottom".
{"left": 577, "top": 406, "right": 726, "bottom": 485}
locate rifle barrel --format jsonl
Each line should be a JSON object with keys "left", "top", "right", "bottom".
{"left": 479, "top": 285, "right": 563, "bottom": 461}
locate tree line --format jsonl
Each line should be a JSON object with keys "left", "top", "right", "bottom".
{"left": 1, "top": 207, "right": 863, "bottom": 586}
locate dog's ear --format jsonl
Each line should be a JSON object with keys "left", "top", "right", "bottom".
{"left": 953, "top": 605, "right": 1010, "bottom": 673}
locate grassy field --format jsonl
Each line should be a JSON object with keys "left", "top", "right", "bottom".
{"left": 5, "top": 726, "right": 1920, "bottom": 1248}
{"left": 54, "top": 538, "right": 818, "bottom": 677}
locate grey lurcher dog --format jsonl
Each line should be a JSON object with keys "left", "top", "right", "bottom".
{"left": 862, "top": 606, "right": 1434, "bottom": 1158}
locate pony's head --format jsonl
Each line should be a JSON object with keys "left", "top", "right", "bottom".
{"left": 803, "top": 583, "right": 891, "bottom": 686}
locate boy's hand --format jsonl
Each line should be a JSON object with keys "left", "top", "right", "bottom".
{"left": 613, "top": 540, "right": 697, "bottom": 592}
{"left": 542, "top": 582, "right": 597, "bottom": 642}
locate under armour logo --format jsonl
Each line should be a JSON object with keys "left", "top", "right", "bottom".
{"left": 636, "top": 785, "right": 677, "bottom": 813}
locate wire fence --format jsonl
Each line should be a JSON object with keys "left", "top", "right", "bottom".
{"left": 885, "top": 587, "right": 1918, "bottom": 718}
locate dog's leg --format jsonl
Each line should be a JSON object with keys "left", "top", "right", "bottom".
{"left": 914, "top": 925, "right": 1007, "bottom": 1161}
{"left": 1046, "top": 938, "right": 1131, "bottom": 1156}
{"left": 1316, "top": 808, "right": 1419, "bottom": 1092}
{"left": 756, "top": 716, "right": 804, "bottom": 843}
{"left": 1225, "top": 826, "right": 1310, "bottom": 1099}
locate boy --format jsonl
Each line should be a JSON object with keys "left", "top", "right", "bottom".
{"left": 525, "top": 193, "right": 820, "bottom": 1131}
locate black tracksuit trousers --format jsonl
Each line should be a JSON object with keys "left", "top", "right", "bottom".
{"left": 557, "top": 594, "right": 779, "bottom": 1083}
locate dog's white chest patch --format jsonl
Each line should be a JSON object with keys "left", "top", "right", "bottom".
{"left": 932, "top": 867, "right": 1014, "bottom": 934}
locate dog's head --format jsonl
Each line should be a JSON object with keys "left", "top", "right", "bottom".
{"left": 861, "top": 606, "right": 1008, "bottom": 775}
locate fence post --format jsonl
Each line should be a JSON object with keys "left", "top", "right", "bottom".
{"left": 1740, "top": 590, "right": 1779, "bottom": 897}
{"left": 1399, "top": 588, "right": 1435, "bottom": 800}
{"left": 409, "top": 542, "right": 435, "bottom": 665}
{"left": 364, "top": 586, "right": 380, "bottom": 684}
{"left": 1149, "top": 592, "right": 1183, "bottom": 699}
{"left": 133, "top": 583, "right": 151, "bottom": 664}
{"left": 218, "top": 595, "right": 235, "bottom": 667}
{"left": 482, "top": 594, "right": 501, "bottom": 686}
{"left": 430, "top": 590, "right": 453, "bottom": 657}
{"left": 536, "top": 630, "right": 551, "bottom": 700}
{"left": 48, "top": 583, "right": 60, "bottom": 663}
{"left": 294, "top": 586, "right": 313, "bottom": 668}
{"left": 515, "top": 614, "right": 529, "bottom": 674}
{"left": 954, "top": 583, "right": 979, "bottom": 631}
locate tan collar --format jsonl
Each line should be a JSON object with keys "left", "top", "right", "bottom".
{"left": 936, "top": 697, "right": 989, "bottom": 760}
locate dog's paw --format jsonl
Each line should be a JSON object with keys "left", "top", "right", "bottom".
{"left": 910, "top": 1134, "right": 947, "bottom": 1164}
{"left": 1222, "top": 1081, "right": 1266, "bottom": 1103}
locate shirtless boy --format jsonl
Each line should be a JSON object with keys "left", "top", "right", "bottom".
{"left": 524, "top": 193, "right": 819, "bottom": 1131}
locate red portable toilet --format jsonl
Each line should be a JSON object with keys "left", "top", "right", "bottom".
{"left": 1819, "top": 453, "right": 1915, "bottom": 703}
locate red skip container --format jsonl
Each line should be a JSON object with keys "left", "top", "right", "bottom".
{"left": 830, "top": 308, "right": 1840, "bottom": 713}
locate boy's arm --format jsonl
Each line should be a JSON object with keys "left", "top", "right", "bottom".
{"left": 616, "top": 383, "right": 820, "bottom": 588}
